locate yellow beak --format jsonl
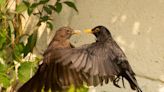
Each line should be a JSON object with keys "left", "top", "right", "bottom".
{"left": 72, "top": 30, "right": 81, "bottom": 35}
{"left": 83, "top": 29, "right": 92, "bottom": 34}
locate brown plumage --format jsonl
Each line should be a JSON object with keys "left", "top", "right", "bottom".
{"left": 18, "top": 27, "right": 88, "bottom": 92}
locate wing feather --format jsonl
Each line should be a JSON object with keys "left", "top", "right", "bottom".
{"left": 45, "top": 40, "right": 136, "bottom": 88}
{"left": 77, "top": 53, "right": 87, "bottom": 72}
{"left": 70, "top": 51, "right": 84, "bottom": 69}
{"left": 83, "top": 55, "right": 92, "bottom": 73}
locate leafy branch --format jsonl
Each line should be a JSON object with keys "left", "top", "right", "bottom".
{"left": 21, "top": 0, "right": 78, "bottom": 29}
{"left": 0, "top": 0, "right": 79, "bottom": 91}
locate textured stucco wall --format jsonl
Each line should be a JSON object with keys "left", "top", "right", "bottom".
{"left": 36, "top": 0, "right": 164, "bottom": 92}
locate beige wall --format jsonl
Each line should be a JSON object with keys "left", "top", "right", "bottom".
{"left": 36, "top": 0, "right": 164, "bottom": 92}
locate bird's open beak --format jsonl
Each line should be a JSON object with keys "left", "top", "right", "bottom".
{"left": 83, "top": 29, "right": 92, "bottom": 34}
{"left": 72, "top": 30, "right": 81, "bottom": 35}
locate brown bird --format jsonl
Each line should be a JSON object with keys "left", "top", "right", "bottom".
{"left": 49, "top": 26, "right": 142, "bottom": 92}
{"left": 17, "top": 26, "right": 88, "bottom": 92}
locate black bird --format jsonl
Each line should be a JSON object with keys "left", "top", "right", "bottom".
{"left": 51, "top": 26, "right": 142, "bottom": 92}
{"left": 84, "top": 26, "right": 142, "bottom": 92}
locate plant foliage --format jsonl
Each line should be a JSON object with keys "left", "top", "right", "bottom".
{"left": 0, "top": 0, "right": 85, "bottom": 92}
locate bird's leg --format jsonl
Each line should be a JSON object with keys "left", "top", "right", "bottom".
{"left": 122, "top": 76, "right": 125, "bottom": 88}
{"left": 113, "top": 76, "right": 121, "bottom": 88}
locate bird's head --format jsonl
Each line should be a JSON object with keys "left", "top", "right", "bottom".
{"left": 84, "top": 26, "right": 112, "bottom": 41}
{"left": 55, "top": 26, "right": 81, "bottom": 40}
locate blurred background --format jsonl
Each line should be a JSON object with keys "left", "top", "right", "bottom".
{"left": 0, "top": 0, "right": 164, "bottom": 92}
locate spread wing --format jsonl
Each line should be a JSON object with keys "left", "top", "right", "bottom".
{"left": 42, "top": 42, "right": 90, "bottom": 91}
{"left": 44, "top": 40, "right": 135, "bottom": 86}
{"left": 43, "top": 40, "right": 142, "bottom": 92}
{"left": 18, "top": 42, "right": 90, "bottom": 92}
{"left": 19, "top": 39, "right": 141, "bottom": 92}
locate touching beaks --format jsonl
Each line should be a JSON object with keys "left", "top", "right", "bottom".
{"left": 72, "top": 30, "right": 81, "bottom": 35}
{"left": 72, "top": 29, "right": 92, "bottom": 34}
{"left": 83, "top": 29, "right": 92, "bottom": 34}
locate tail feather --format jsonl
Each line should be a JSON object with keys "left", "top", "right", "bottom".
{"left": 17, "top": 71, "right": 43, "bottom": 92}
{"left": 113, "top": 60, "right": 142, "bottom": 92}
{"left": 124, "top": 71, "right": 142, "bottom": 92}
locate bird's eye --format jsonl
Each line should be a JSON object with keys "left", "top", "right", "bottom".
{"left": 66, "top": 30, "right": 70, "bottom": 33}
{"left": 94, "top": 28, "right": 100, "bottom": 33}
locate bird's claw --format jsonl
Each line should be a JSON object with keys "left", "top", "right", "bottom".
{"left": 113, "top": 77, "right": 121, "bottom": 88}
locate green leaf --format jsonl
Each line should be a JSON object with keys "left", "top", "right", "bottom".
{"left": 0, "top": 73, "right": 10, "bottom": 88}
{"left": 16, "top": 2, "right": 28, "bottom": 13}
{"left": 48, "top": 5, "right": 55, "bottom": 10}
{"left": 0, "top": 63, "right": 10, "bottom": 88}
{"left": 0, "top": 63, "right": 7, "bottom": 73}
{"left": 47, "top": 21, "right": 53, "bottom": 30}
{"left": 63, "top": 1, "right": 78, "bottom": 12}
{"left": 0, "top": 50, "right": 7, "bottom": 59}
{"left": 31, "top": 3, "right": 39, "bottom": 9}
{"left": 40, "top": 15, "right": 49, "bottom": 22}
{"left": 27, "top": 8, "right": 33, "bottom": 15}
{"left": 0, "top": 30, "right": 6, "bottom": 49}
{"left": 39, "top": 0, "right": 49, "bottom": 4}
{"left": 23, "top": 31, "right": 37, "bottom": 57}
{"left": 8, "top": 21, "right": 14, "bottom": 33}
{"left": 23, "top": 1, "right": 30, "bottom": 7}
{"left": 13, "top": 43, "right": 24, "bottom": 60}
{"left": 18, "top": 62, "right": 33, "bottom": 83}
{"left": 68, "top": 85, "right": 75, "bottom": 92}
{"left": 55, "top": 2, "right": 62, "bottom": 13}
{"left": 0, "top": 36, "right": 6, "bottom": 48}
{"left": 43, "top": 6, "right": 52, "bottom": 14}
{"left": 28, "top": 3, "right": 39, "bottom": 15}
{"left": 0, "top": 0, "right": 5, "bottom": 6}
{"left": 68, "top": 84, "right": 89, "bottom": 92}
